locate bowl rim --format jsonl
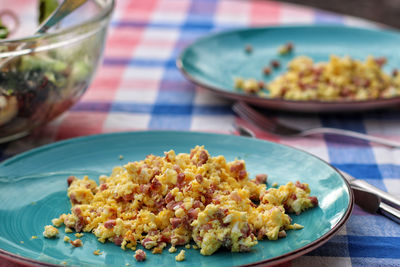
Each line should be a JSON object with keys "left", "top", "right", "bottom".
{"left": 0, "top": 0, "right": 115, "bottom": 45}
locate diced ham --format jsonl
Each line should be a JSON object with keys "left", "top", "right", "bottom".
{"left": 140, "top": 184, "right": 150, "bottom": 194}
{"left": 177, "top": 173, "right": 185, "bottom": 184}
{"left": 195, "top": 174, "right": 203, "bottom": 183}
{"left": 308, "top": 196, "right": 318, "bottom": 206}
{"left": 150, "top": 178, "right": 161, "bottom": 191}
{"left": 165, "top": 192, "right": 174, "bottom": 203}
{"left": 104, "top": 220, "right": 116, "bottom": 229}
{"left": 238, "top": 170, "right": 247, "bottom": 180}
{"left": 188, "top": 208, "right": 198, "bottom": 221}
{"left": 295, "top": 181, "right": 306, "bottom": 190}
{"left": 197, "top": 150, "right": 208, "bottom": 166}
{"left": 114, "top": 236, "right": 123, "bottom": 246}
{"left": 171, "top": 218, "right": 182, "bottom": 229}
{"left": 192, "top": 200, "right": 201, "bottom": 209}
{"left": 230, "top": 161, "right": 244, "bottom": 173}
{"left": 290, "top": 194, "right": 297, "bottom": 200}
{"left": 67, "top": 176, "right": 76, "bottom": 186}
{"left": 100, "top": 183, "right": 108, "bottom": 191}
{"left": 255, "top": 174, "right": 267, "bottom": 184}
{"left": 123, "top": 193, "right": 134, "bottom": 201}
{"left": 134, "top": 249, "right": 146, "bottom": 262}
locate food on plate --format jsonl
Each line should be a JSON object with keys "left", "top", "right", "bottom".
{"left": 175, "top": 250, "right": 185, "bottom": 261}
{"left": 278, "top": 42, "right": 294, "bottom": 55}
{"left": 70, "top": 239, "right": 83, "bottom": 247}
{"left": 43, "top": 225, "right": 59, "bottom": 238}
{"left": 134, "top": 249, "right": 146, "bottom": 262}
{"left": 235, "top": 55, "right": 400, "bottom": 101}
{"left": 47, "top": 146, "right": 318, "bottom": 258}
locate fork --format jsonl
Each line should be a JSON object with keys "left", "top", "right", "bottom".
{"left": 233, "top": 101, "right": 400, "bottom": 148}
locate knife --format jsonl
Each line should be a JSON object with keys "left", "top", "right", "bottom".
{"left": 351, "top": 186, "right": 400, "bottom": 224}
{"left": 235, "top": 123, "right": 400, "bottom": 210}
{"left": 338, "top": 171, "right": 400, "bottom": 210}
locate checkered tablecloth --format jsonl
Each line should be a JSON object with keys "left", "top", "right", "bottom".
{"left": 1, "top": 0, "right": 400, "bottom": 266}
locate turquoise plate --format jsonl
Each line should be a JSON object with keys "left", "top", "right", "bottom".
{"left": 0, "top": 131, "right": 353, "bottom": 266}
{"left": 177, "top": 25, "right": 400, "bottom": 112}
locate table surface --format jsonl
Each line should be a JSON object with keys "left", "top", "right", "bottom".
{"left": 1, "top": 0, "right": 400, "bottom": 266}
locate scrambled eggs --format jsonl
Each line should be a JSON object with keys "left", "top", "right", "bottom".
{"left": 48, "top": 146, "right": 317, "bottom": 258}
{"left": 236, "top": 55, "right": 400, "bottom": 101}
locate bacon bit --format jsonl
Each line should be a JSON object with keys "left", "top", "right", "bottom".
{"left": 278, "top": 230, "right": 287, "bottom": 238}
{"left": 165, "top": 192, "right": 174, "bottom": 203}
{"left": 195, "top": 174, "right": 203, "bottom": 183}
{"left": 173, "top": 165, "right": 181, "bottom": 172}
{"left": 171, "top": 218, "right": 182, "bottom": 229}
{"left": 177, "top": 173, "right": 185, "bottom": 184}
{"left": 67, "top": 176, "right": 76, "bottom": 186}
{"left": 74, "top": 216, "right": 84, "bottom": 232}
{"left": 263, "top": 67, "right": 271, "bottom": 75}
{"left": 104, "top": 220, "right": 116, "bottom": 229}
{"left": 286, "top": 42, "right": 294, "bottom": 52}
{"left": 230, "top": 161, "right": 244, "bottom": 173}
{"left": 230, "top": 191, "right": 242, "bottom": 202}
{"left": 340, "top": 87, "right": 352, "bottom": 97}
{"left": 160, "top": 235, "right": 170, "bottom": 243}
{"left": 393, "top": 69, "right": 398, "bottom": 76}
{"left": 164, "top": 152, "right": 172, "bottom": 162}
{"left": 238, "top": 170, "right": 247, "bottom": 180}
{"left": 73, "top": 207, "right": 82, "bottom": 215}
{"left": 167, "top": 201, "right": 183, "bottom": 211}
{"left": 308, "top": 196, "right": 318, "bottom": 206}
{"left": 374, "top": 57, "right": 387, "bottom": 67}
{"left": 271, "top": 60, "right": 280, "bottom": 68}
{"left": 152, "top": 168, "right": 161, "bottom": 177}
{"left": 258, "top": 81, "right": 265, "bottom": 89}
{"left": 100, "top": 183, "right": 108, "bottom": 191}
{"left": 249, "top": 201, "right": 257, "bottom": 207}
{"left": 123, "top": 193, "right": 134, "bottom": 201}
{"left": 188, "top": 208, "right": 198, "bottom": 221}
{"left": 290, "top": 193, "right": 297, "bottom": 200}
{"left": 295, "top": 181, "right": 306, "bottom": 190}
{"left": 173, "top": 237, "right": 187, "bottom": 246}
{"left": 69, "top": 194, "right": 80, "bottom": 205}
{"left": 197, "top": 150, "right": 208, "bottom": 166}
{"left": 151, "top": 178, "right": 162, "bottom": 191}
{"left": 245, "top": 44, "right": 253, "bottom": 53}
{"left": 134, "top": 249, "right": 146, "bottom": 262}
{"left": 241, "top": 224, "right": 251, "bottom": 237}
{"left": 114, "top": 236, "right": 123, "bottom": 246}
{"left": 192, "top": 200, "right": 201, "bottom": 209}
{"left": 214, "top": 209, "right": 225, "bottom": 219}
{"left": 70, "top": 239, "right": 83, "bottom": 247}
{"left": 202, "top": 223, "right": 212, "bottom": 231}
{"left": 257, "top": 228, "right": 266, "bottom": 239}
{"left": 255, "top": 174, "right": 267, "bottom": 184}
{"left": 140, "top": 184, "right": 150, "bottom": 194}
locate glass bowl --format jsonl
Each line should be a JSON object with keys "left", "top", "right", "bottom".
{"left": 0, "top": 0, "right": 114, "bottom": 143}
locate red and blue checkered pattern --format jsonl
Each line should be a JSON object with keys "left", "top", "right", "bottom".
{"left": 1, "top": 0, "right": 399, "bottom": 266}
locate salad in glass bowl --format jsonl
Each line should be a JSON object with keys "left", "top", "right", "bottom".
{"left": 0, "top": 0, "right": 114, "bottom": 142}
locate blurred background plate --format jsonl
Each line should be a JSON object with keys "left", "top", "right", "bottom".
{"left": 0, "top": 131, "right": 353, "bottom": 266}
{"left": 177, "top": 25, "right": 400, "bottom": 113}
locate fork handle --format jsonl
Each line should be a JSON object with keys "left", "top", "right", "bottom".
{"left": 301, "top": 127, "right": 400, "bottom": 148}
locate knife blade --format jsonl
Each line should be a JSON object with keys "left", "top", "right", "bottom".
{"left": 352, "top": 186, "right": 400, "bottom": 224}
{"left": 339, "top": 171, "right": 400, "bottom": 210}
